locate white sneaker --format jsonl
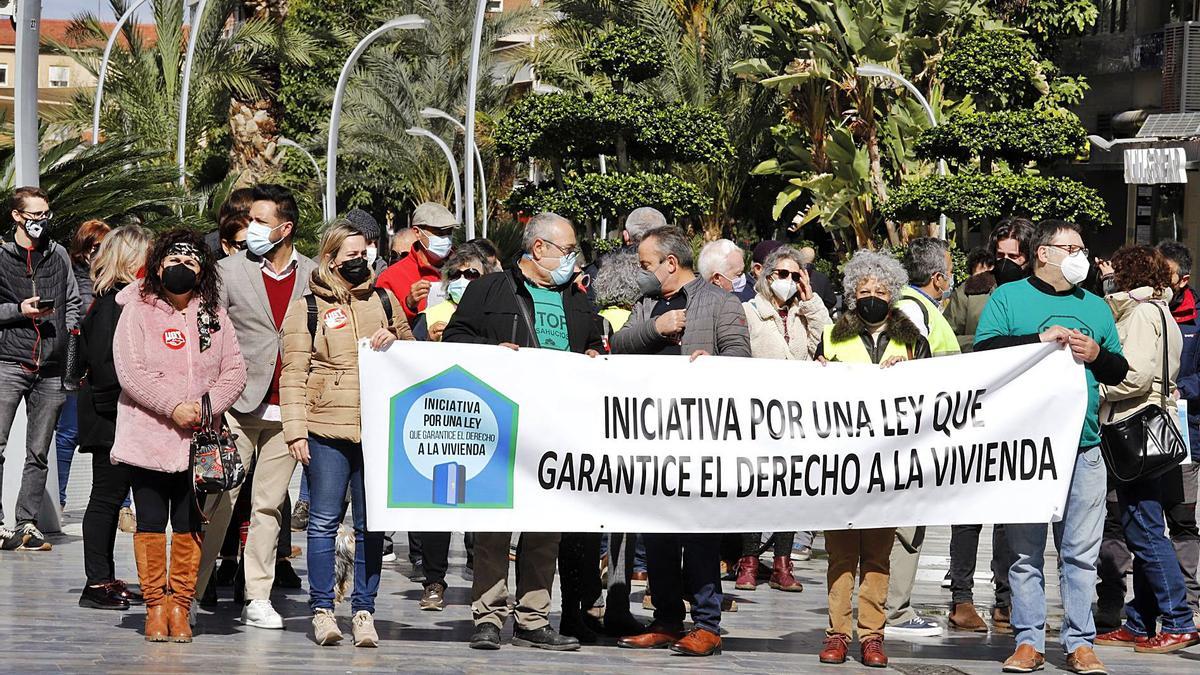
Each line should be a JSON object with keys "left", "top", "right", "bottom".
{"left": 313, "top": 609, "right": 342, "bottom": 646}
{"left": 352, "top": 610, "right": 378, "bottom": 648}
{"left": 242, "top": 599, "right": 284, "bottom": 629}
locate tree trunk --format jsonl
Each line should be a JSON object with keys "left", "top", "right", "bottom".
{"left": 616, "top": 133, "right": 630, "bottom": 173}
{"left": 865, "top": 120, "right": 899, "bottom": 248}
{"left": 228, "top": 0, "right": 287, "bottom": 183}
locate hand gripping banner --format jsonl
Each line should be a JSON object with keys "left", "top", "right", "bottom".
{"left": 360, "top": 342, "right": 1087, "bottom": 533}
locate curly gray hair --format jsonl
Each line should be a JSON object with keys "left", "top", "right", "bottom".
{"left": 754, "top": 246, "right": 806, "bottom": 302}
{"left": 842, "top": 250, "right": 908, "bottom": 309}
{"left": 591, "top": 251, "right": 642, "bottom": 310}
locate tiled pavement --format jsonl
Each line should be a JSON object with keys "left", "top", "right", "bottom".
{"left": 2, "top": 459, "right": 1198, "bottom": 673}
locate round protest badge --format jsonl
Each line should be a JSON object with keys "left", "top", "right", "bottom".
{"left": 324, "top": 307, "right": 349, "bottom": 330}
{"left": 162, "top": 328, "right": 186, "bottom": 350}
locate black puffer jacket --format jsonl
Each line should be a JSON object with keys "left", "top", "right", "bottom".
{"left": 77, "top": 287, "right": 123, "bottom": 452}
{"left": 0, "top": 239, "right": 82, "bottom": 372}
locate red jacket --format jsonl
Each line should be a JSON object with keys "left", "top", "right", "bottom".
{"left": 375, "top": 244, "right": 442, "bottom": 322}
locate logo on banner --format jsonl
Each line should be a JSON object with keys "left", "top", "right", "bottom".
{"left": 388, "top": 365, "right": 518, "bottom": 508}
{"left": 163, "top": 329, "right": 186, "bottom": 349}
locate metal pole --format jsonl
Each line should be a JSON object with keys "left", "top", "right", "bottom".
{"left": 599, "top": 154, "right": 608, "bottom": 238}
{"left": 407, "top": 128, "right": 462, "bottom": 223}
{"left": 856, "top": 64, "right": 948, "bottom": 239}
{"left": 176, "top": 0, "right": 209, "bottom": 187}
{"left": 462, "top": 0, "right": 488, "bottom": 240}
{"left": 13, "top": 0, "right": 42, "bottom": 187}
{"left": 325, "top": 16, "right": 430, "bottom": 222}
{"left": 278, "top": 137, "right": 326, "bottom": 221}
{"left": 420, "top": 107, "right": 488, "bottom": 236}
{"left": 92, "top": 0, "right": 150, "bottom": 145}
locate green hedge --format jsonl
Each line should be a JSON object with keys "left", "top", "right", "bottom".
{"left": 504, "top": 172, "right": 712, "bottom": 223}
{"left": 915, "top": 109, "right": 1088, "bottom": 166}
{"left": 882, "top": 174, "right": 1110, "bottom": 227}
{"left": 495, "top": 92, "right": 732, "bottom": 164}
{"left": 941, "top": 31, "right": 1040, "bottom": 108}
{"left": 580, "top": 26, "right": 665, "bottom": 85}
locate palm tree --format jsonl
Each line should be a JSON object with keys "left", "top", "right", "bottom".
{"left": 45, "top": 0, "right": 307, "bottom": 188}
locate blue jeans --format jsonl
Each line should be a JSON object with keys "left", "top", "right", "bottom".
{"left": 298, "top": 469, "right": 310, "bottom": 504}
{"left": 55, "top": 393, "right": 78, "bottom": 506}
{"left": 643, "top": 533, "right": 722, "bottom": 633}
{"left": 1008, "top": 446, "right": 1107, "bottom": 654}
{"left": 1117, "top": 476, "right": 1198, "bottom": 636}
{"left": 306, "top": 435, "right": 382, "bottom": 614}
{"left": 634, "top": 534, "right": 647, "bottom": 573}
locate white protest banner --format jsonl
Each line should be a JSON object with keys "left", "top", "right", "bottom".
{"left": 360, "top": 341, "right": 1087, "bottom": 532}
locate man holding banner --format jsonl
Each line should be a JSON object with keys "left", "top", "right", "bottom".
{"left": 613, "top": 225, "right": 750, "bottom": 657}
{"left": 975, "top": 220, "right": 1128, "bottom": 675}
{"left": 443, "top": 212, "right": 603, "bottom": 652}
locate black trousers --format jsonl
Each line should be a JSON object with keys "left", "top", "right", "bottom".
{"left": 948, "top": 524, "right": 1014, "bottom": 607}
{"left": 82, "top": 447, "right": 132, "bottom": 584}
{"left": 559, "top": 532, "right": 604, "bottom": 614}
{"left": 130, "top": 467, "right": 200, "bottom": 534}
{"left": 741, "top": 532, "right": 796, "bottom": 558}
{"left": 415, "top": 531, "right": 452, "bottom": 587}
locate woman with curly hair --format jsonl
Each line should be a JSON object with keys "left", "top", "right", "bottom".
{"left": 111, "top": 229, "right": 247, "bottom": 643}
{"left": 1095, "top": 246, "right": 1199, "bottom": 653}
{"left": 813, "top": 250, "right": 930, "bottom": 669}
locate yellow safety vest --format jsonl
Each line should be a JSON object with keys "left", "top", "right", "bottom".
{"left": 821, "top": 324, "right": 911, "bottom": 365}
{"left": 899, "top": 286, "right": 961, "bottom": 357}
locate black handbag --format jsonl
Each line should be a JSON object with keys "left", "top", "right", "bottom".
{"left": 63, "top": 328, "right": 84, "bottom": 391}
{"left": 190, "top": 394, "right": 245, "bottom": 520}
{"left": 1099, "top": 305, "right": 1189, "bottom": 483}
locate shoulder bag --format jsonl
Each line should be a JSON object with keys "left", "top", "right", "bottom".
{"left": 1099, "top": 305, "right": 1189, "bottom": 483}
{"left": 191, "top": 393, "right": 245, "bottom": 521}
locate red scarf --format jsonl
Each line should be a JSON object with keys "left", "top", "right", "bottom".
{"left": 1172, "top": 287, "right": 1198, "bottom": 325}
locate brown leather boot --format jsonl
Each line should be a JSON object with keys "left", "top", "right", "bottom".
{"left": 167, "top": 532, "right": 203, "bottom": 643}
{"left": 949, "top": 602, "right": 989, "bottom": 632}
{"left": 133, "top": 532, "right": 169, "bottom": 642}
{"left": 768, "top": 556, "right": 803, "bottom": 592}
{"left": 734, "top": 555, "right": 758, "bottom": 590}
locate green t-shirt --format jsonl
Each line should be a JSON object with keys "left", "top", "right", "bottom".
{"left": 974, "top": 278, "right": 1122, "bottom": 449}
{"left": 525, "top": 283, "right": 569, "bottom": 351}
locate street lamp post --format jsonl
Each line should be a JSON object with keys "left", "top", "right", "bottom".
{"left": 325, "top": 16, "right": 430, "bottom": 222}
{"left": 92, "top": 0, "right": 151, "bottom": 145}
{"left": 407, "top": 128, "right": 463, "bottom": 223}
{"left": 856, "top": 64, "right": 948, "bottom": 239}
{"left": 278, "top": 138, "right": 326, "bottom": 221}
{"left": 462, "top": 0, "right": 489, "bottom": 240}
{"left": 420, "top": 107, "right": 488, "bottom": 236}
{"left": 176, "top": 0, "right": 209, "bottom": 187}
{"left": 13, "top": 0, "right": 42, "bottom": 187}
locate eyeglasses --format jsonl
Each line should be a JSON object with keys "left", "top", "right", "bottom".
{"left": 541, "top": 239, "right": 577, "bottom": 257}
{"left": 996, "top": 251, "right": 1024, "bottom": 262}
{"left": 772, "top": 269, "right": 804, "bottom": 282}
{"left": 449, "top": 268, "right": 483, "bottom": 281}
{"left": 19, "top": 210, "right": 52, "bottom": 220}
{"left": 231, "top": 239, "right": 248, "bottom": 251}
{"left": 1044, "top": 244, "right": 1089, "bottom": 257}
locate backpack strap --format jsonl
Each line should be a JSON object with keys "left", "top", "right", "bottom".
{"left": 306, "top": 294, "right": 318, "bottom": 350}
{"left": 374, "top": 287, "right": 394, "bottom": 326}
{"left": 897, "top": 295, "right": 930, "bottom": 331}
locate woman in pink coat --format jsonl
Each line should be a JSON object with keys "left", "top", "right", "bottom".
{"left": 112, "top": 229, "right": 246, "bottom": 643}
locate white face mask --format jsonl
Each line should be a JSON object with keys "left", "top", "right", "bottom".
{"left": 365, "top": 245, "right": 378, "bottom": 268}
{"left": 1050, "top": 250, "right": 1090, "bottom": 286}
{"left": 447, "top": 277, "right": 470, "bottom": 303}
{"left": 731, "top": 273, "right": 748, "bottom": 293}
{"left": 246, "top": 219, "right": 284, "bottom": 257}
{"left": 423, "top": 231, "right": 453, "bottom": 260}
{"left": 770, "top": 277, "right": 797, "bottom": 302}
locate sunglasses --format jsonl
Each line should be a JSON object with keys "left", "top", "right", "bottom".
{"left": 772, "top": 269, "right": 804, "bottom": 282}
{"left": 449, "top": 268, "right": 483, "bottom": 281}
{"left": 231, "top": 239, "right": 248, "bottom": 251}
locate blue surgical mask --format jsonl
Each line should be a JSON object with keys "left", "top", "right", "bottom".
{"left": 424, "top": 232, "right": 453, "bottom": 260}
{"left": 527, "top": 251, "right": 578, "bottom": 286}
{"left": 447, "top": 277, "right": 469, "bottom": 303}
{"left": 941, "top": 273, "right": 955, "bottom": 301}
{"left": 246, "top": 220, "right": 284, "bottom": 257}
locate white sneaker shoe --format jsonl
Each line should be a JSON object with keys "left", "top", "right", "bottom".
{"left": 313, "top": 609, "right": 342, "bottom": 646}
{"left": 352, "top": 610, "right": 378, "bottom": 648}
{"left": 242, "top": 599, "right": 284, "bottom": 629}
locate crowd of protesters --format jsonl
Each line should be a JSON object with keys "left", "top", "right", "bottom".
{"left": 1, "top": 184, "right": 1198, "bottom": 671}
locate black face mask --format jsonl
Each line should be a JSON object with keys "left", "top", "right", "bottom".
{"left": 855, "top": 296, "right": 890, "bottom": 324}
{"left": 992, "top": 257, "right": 1028, "bottom": 286}
{"left": 338, "top": 257, "right": 371, "bottom": 286}
{"left": 162, "top": 264, "right": 198, "bottom": 295}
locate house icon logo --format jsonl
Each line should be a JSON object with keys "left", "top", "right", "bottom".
{"left": 387, "top": 365, "right": 518, "bottom": 509}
